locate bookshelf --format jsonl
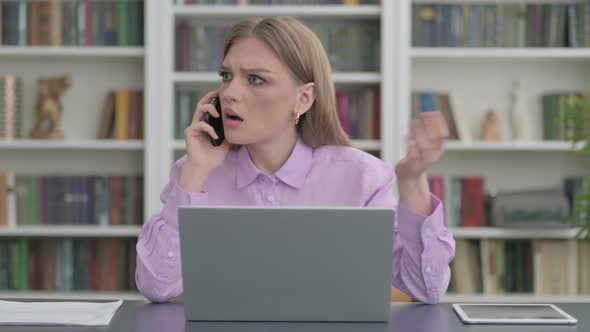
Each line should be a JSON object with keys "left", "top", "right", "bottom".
{"left": 0, "top": 0, "right": 390, "bottom": 301}
{"left": 0, "top": 0, "right": 151, "bottom": 300}
{"left": 156, "top": 0, "right": 397, "bottom": 193}
{"left": 402, "top": 0, "right": 590, "bottom": 300}
{"left": 1, "top": 0, "right": 588, "bottom": 301}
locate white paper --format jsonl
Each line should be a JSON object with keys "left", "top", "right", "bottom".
{"left": 0, "top": 299, "right": 123, "bottom": 326}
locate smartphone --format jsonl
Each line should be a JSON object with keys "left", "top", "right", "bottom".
{"left": 202, "top": 97, "right": 225, "bottom": 146}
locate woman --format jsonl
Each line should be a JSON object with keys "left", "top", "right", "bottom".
{"left": 136, "top": 16, "right": 455, "bottom": 304}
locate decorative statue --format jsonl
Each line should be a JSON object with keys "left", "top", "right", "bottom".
{"left": 481, "top": 109, "right": 501, "bottom": 141}
{"left": 30, "top": 75, "right": 72, "bottom": 139}
{"left": 508, "top": 80, "right": 529, "bottom": 140}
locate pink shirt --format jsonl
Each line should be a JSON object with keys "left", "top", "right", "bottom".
{"left": 136, "top": 137, "right": 456, "bottom": 303}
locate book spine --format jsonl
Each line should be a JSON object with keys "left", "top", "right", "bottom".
{"left": 84, "top": 0, "right": 93, "bottom": 46}
{"left": 115, "top": 90, "right": 129, "bottom": 140}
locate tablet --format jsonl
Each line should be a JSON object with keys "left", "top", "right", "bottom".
{"left": 452, "top": 303, "right": 578, "bottom": 325}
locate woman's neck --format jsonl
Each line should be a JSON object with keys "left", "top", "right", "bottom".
{"left": 246, "top": 130, "right": 299, "bottom": 175}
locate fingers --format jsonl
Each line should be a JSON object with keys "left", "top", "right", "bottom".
{"left": 191, "top": 91, "right": 221, "bottom": 124}
{"left": 408, "top": 114, "right": 445, "bottom": 163}
{"left": 420, "top": 111, "right": 450, "bottom": 140}
{"left": 402, "top": 111, "right": 448, "bottom": 173}
{"left": 410, "top": 111, "right": 449, "bottom": 150}
{"left": 405, "top": 136, "right": 420, "bottom": 161}
{"left": 185, "top": 121, "right": 219, "bottom": 140}
{"left": 410, "top": 119, "right": 432, "bottom": 153}
{"left": 191, "top": 103, "right": 220, "bottom": 124}
{"left": 196, "top": 90, "right": 219, "bottom": 108}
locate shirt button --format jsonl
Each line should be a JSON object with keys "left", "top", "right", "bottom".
{"left": 267, "top": 195, "right": 275, "bottom": 202}
{"left": 167, "top": 251, "right": 175, "bottom": 258}
{"left": 425, "top": 266, "right": 432, "bottom": 273}
{"left": 424, "top": 227, "right": 433, "bottom": 236}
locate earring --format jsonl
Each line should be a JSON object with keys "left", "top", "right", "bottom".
{"left": 295, "top": 113, "right": 300, "bottom": 125}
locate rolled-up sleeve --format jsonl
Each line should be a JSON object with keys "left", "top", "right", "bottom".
{"left": 394, "top": 196, "right": 455, "bottom": 304}
{"left": 135, "top": 158, "right": 208, "bottom": 302}
{"left": 365, "top": 169, "right": 456, "bottom": 304}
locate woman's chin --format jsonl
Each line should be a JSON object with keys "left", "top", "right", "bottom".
{"left": 223, "top": 133, "right": 250, "bottom": 146}
{"left": 225, "top": 131, "right": 274, "bottom": 146}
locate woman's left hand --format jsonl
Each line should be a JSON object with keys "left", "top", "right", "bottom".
{"left": 394, "top": 111, "right": 449, "bottom": 181}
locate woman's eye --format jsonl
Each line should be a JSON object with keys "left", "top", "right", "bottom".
{"left": 219, "top": 72, "right": 232, "bottom": 81}
{"left": 249, "top": 75, "right": 265, "bottom": 85}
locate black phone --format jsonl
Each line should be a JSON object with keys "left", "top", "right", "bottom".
{"left": 202, "top": 97, "right": 225, "bottom": 146}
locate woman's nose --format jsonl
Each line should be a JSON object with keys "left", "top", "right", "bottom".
{"left": 219, "top": 80, "right": 240, "bottom": 104}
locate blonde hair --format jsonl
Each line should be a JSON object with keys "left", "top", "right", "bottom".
{"left": 222, "top": 16, "right": 352, "bottom": 148}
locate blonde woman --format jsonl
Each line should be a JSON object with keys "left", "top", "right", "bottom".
{"left": 136, "top": 16, "right": 455, "bottom": 304}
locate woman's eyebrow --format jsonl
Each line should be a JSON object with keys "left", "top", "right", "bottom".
{"left": 241, "top": 67, "right": 275, "bottom": 74}
{"left": 219, "top": 65, "right": 274, "bottom": 74}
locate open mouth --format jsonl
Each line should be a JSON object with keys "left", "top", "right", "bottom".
{"left": 226, "top": 114, "right": 243, "bottom": 121}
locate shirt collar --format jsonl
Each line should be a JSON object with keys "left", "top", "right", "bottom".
{"left": 236, "top": 136, "right": 313, "bottom": 190}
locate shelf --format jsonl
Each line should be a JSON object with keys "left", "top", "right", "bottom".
{"left": 351, "top": 139, "right": 381, "bottom": 151}
{"left": 0, "top": 226, "right": 141, "bottom": 238}
{"left": 331, "top": 73, "right": 381, "bottom": 84}
{"left": 444, "top": 141, "right": 585, "bottom": 152}
{"left": 0, "top": 291, "right": 145, "bottom": 301}
{"left": 450, "top": 227, "right": 580, "bottom": 239}
{"left": 171, "top": 139, "right": 381, "bottom": 151}
{"left": 0, "top": 140, "right": 144, "bottom": 151}
{"left": 0, "top": 140, "right": 579, "bottom": 154}
{"left": 0, "top": 47, "right": 145, "bottom": 58}
{"left": 173, "top": 72, "right": 380, "bottom": 84}
{"left": 412, "top": 48, "right": 590, "bottom": 60}
{"left": 444, "top": 293, "right": 590, "bottom": 303}
{"left": 410, "top": 0, "right": 576, "bottom": 3}
{"left": 173, "top": 5, "right": 380, "bottom": 19}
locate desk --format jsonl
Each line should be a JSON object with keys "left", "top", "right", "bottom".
{"left": 0, "top": 301, "right": 587, "bottom": 332}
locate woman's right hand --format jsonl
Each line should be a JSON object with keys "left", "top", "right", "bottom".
{"left": 179, "top": 91, "right": 231, "bottom": 192}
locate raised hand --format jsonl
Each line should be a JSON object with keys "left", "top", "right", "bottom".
{"left": 395, "top": 111, "right": 449, "bottom": 181}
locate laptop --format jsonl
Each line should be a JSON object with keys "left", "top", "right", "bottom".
{"left": 178, "top": 206, "right": 394, "bottom": 322}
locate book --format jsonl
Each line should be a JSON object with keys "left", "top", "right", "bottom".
{"left": 1, "top": 75, "right": 22, "bottom": 140}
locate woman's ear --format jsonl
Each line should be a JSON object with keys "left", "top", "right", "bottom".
{"left": 294, "top": 82, "right": 315, "bottom": 116}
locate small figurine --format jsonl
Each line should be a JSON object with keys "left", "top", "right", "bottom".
{"left": 508, "top": 80, "right": 530, "bottom": 141}
{"left": 30, "top": 75, "right": 72, "bottom": 139}
{"left": 481, "top": 109, "right": 501, "bottom": 141}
